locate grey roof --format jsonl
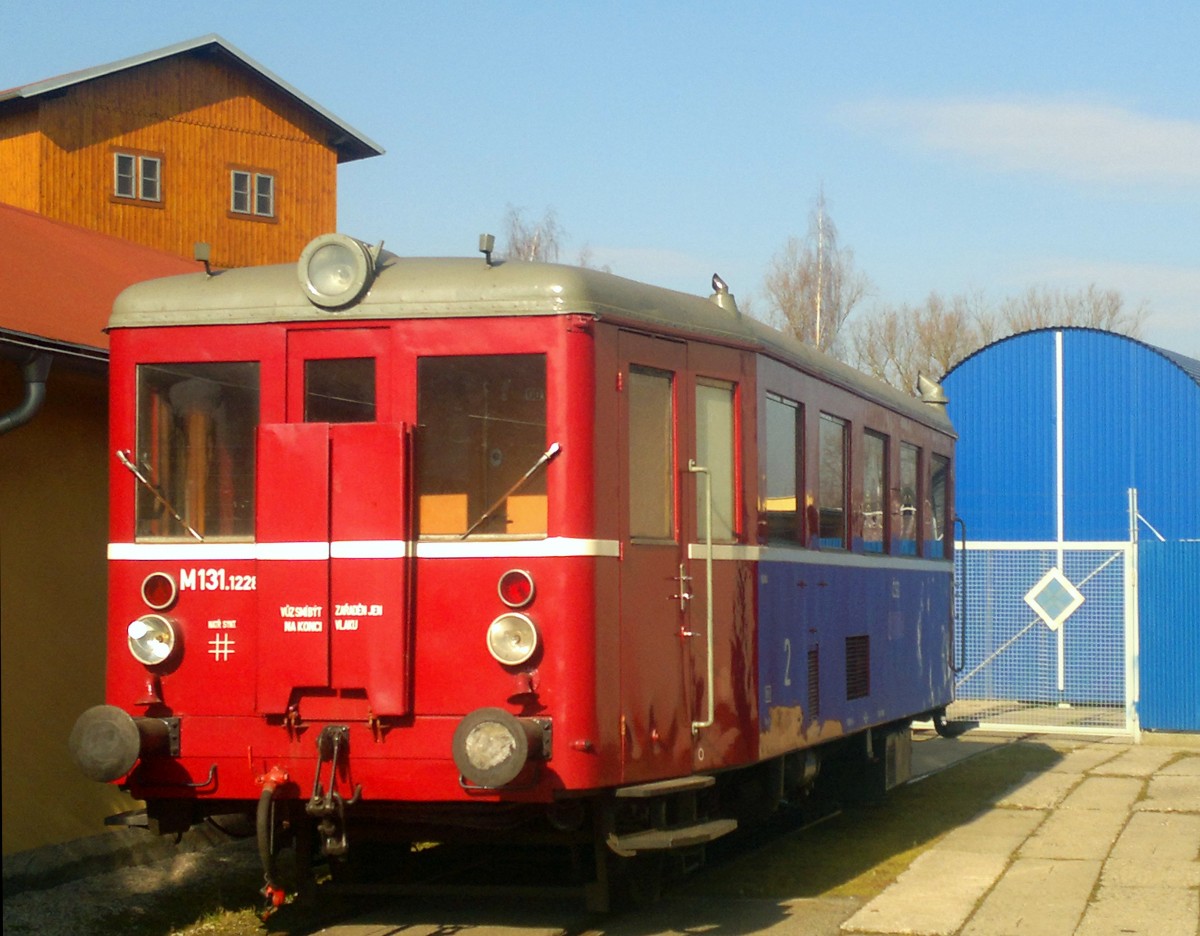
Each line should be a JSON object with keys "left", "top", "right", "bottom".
{"left": 0, "top": 34, "right": 383, "bottom": 163}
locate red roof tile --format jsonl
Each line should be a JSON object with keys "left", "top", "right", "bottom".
{"left": 0, "top": 204, "right": 199, "bottom": 353}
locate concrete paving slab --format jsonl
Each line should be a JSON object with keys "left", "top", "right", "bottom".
{"left": 1089, "top": 744, "right": 1181, "bottom": 777}
{"left": 1018, "top": 803, "right": 1129, "bottom": 860}
{"left": 1076, "top": 884, "right": 1200, "bottom": 936}
{"left": 934, "top": 806, "right": 1046, "bottom": 855}
{"left": 1057, "top": 775, "right": 1144, "bottom": 811}
{"left": 960, "top": 857, "right": 1100, "bottom": 936}
{"left": 1162, "top": 753, "right": 1200, "bottom": 776}
{"left": 995, "top": 769, "right": 1081, "bottom": 809}
{"left": 1135, "top": 774, "right": 1200, "bottom": 813}
{"left": 1109, "top": 811, "right": 1200, "bottom": 862}
{"left": 840, "top": 849, "right": 1009, "bottom": 935}
{"left": 599, "top": 895, "right": 862, "bottom": 935}
{"left": 1046, "top": 743, "right": 1122, "bottom": 775}
{"left": 1102, "top": 856, "right": 1200, "bottom": 889}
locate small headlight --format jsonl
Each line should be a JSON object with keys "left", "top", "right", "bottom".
{"left": 298, "top": 233, "right": 375, "bottom": 309}
{"left": 486, "top": 612, "right": 539, "bottom": 666}
{"left": 127, "top": 614, "right": 177, "bottom": 666}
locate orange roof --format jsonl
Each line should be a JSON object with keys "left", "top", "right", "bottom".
{"left": 0, "top": 204, "right": 199, "bottom": 355}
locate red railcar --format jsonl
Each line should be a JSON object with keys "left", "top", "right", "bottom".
{"left": 71, "top": 234, "right": 957, "bottom": 908}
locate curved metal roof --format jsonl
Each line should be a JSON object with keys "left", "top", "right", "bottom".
{"left": 944, "top": 325, "right": 1200, "bottom": 390}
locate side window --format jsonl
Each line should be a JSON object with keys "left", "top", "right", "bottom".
{"left": 416, "top": 354, "right": 547, "bottom": 537}
{"left": 304, "top": 358, "right": 376, "bottom": 423}
{"left": 863, "top": 430, "right": 887, "bottom": 553}
{"left": 764, "top": 393, "right": 801, "bottom": 543}
{"left": 695, "top": 380, "right": 736, "bottom": 542}
{"left": 899, "top": 443, "right": 919, "bottom": 555}
{"left": 135, "top": 362, "right": 259, "bottom": 540}
{"left": 628, "top": 366, "right": 675, "bottom": 540}
{"left": 818, "top": 414, "right": 847, "bottom": 549}
{"left": 928, "top": 453, "right": 951, "bottom": 558}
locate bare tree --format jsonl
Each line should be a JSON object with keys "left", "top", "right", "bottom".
{"left": 848, "top": 291, "right": 990, "bottom": 393}
{"left": 500, "top": 206, "right": 563, "bottom": 262}
{"left": 763, "top": 191, "right": 869, "bottom": 356}
{"left": 998, "top": 284, "right": 1148, "bottom": 337}
{"left": 848, "top": 284, "right": 1150, "bottom": 393}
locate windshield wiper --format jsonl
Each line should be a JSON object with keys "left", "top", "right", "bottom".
{"left": 116, "top": 449, "right": 203, "bottom": 542}
{"left": 461, "top": 442, "right": 561, "bottom": 539}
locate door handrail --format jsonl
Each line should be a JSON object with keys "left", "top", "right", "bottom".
{"left": 687, "top": 459, "right": 715, "bottom": 734}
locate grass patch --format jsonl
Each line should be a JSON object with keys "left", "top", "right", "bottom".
{"left": 682, "top": 739, "right": 1061, "bottom": 901}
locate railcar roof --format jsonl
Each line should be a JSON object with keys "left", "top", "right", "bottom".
{"left": 111, "top": 248, "right": 953, "bottom": 433}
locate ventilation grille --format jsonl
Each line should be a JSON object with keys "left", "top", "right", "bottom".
{"left": 845, "top": 635, "right": 870, "bottom": 700}
{"left": 807, "top": 647, "right": 820, "bottom": 718}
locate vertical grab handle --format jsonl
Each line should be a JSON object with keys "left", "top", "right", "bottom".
{"left": 953, "top": 515, "right": 967, "bottom": 674}
{"left": 688, "top": 460, "right": 715, "bottom": 733}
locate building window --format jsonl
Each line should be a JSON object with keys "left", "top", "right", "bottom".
{"left": 112, "top": 151, "right": 162, "bottom": 205}
{"left": 230, "top": 169, "right": 275, "bottom": 219}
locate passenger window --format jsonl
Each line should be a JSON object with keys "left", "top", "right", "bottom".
{"left": 899, "top": 443, "right": 919, "bottom": 556}
{"left": 818, "top": 414, "right": 847, "bottom": 548}
{"left": 863, "top": 430, "right": 887, "bottom": 553}
{"left": 135, "top": 362, "right": 259, "bottom": 540}
{"left": 928, "top": 454, "right": 951, "bottom": 558}
{"left": 416, "top": 354, "right": 547, "bottom": 537}
{"left": 695, "top": 380, "right": 736, "bottom": 542}
{"left": 628, "top": 366, "right": 675, "bottom": 540}
{"left": 764, "top": 394, "right": 801, "bottom": 543}
{"left": 304, "top": 357, "right": 376, "bottom": 423}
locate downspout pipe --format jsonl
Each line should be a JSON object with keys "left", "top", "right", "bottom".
{"left": 0, "top": 352, "right": 53, "bottom": 435}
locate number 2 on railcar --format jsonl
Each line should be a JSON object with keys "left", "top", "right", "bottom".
{"left": 70, "top": 233, "right": 958, "bottom": 910}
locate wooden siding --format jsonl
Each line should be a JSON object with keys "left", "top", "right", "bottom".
{"left": 3, "top": 52, "right": 339, "bottom": 268}
{"left": 0, "top": 100, "right": 43, "bottom": 210}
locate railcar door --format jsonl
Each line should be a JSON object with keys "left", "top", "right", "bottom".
{"left": 617, "top": 331, "right": 696, "bottom": 780}
{"left": 255, "top": 328, "right": 412, "bottom": 717}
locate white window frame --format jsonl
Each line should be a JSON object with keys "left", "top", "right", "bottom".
{"left": 113, "top": 152, "right": 162, "bottom": 203}
{"left": 230, "top": 169, "right": 275, "bottom": 218}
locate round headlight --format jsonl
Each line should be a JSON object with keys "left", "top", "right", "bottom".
{"left": 128, "top": 614, "right": 177, "bottom": 666}
{"left": 298, "top": 233, "right": 374, "bottom": 309}
{"left": 486, "top": 612, "right": 539, "bottom": 666}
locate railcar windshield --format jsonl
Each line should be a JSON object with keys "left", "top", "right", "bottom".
{"left": 416, "top": 354, "right": 548, "bottom": 538}
{"left": 133, "top": 362, "right": 259, "bottom": 540}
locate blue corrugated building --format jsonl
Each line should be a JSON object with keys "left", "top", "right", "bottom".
{"left": 942, "top": 327, "right": 1199, "bottom": 734}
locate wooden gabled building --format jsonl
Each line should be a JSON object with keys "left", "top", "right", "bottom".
{"left": 0, "top": 34, "right": 382, "bottom": 270}
{"left": 0, "top": 36, "right": 381, "bottom": 858}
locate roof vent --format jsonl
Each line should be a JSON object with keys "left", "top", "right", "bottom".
{"left": 708, "top": 273, "right": 739, "bottom": 316}
{"left": 917, "top": 373, "right": 949, "bottom": 407}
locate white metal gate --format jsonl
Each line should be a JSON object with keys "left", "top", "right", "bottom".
{"left": 947, "top": 539, "right": 1138, "bottom": 736}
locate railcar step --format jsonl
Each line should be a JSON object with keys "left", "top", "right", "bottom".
{"left": 607, "top": 818, "right": 737, "bottom": 856}
{"left": 614, "top": 775, "right": 716, "bottom": 798}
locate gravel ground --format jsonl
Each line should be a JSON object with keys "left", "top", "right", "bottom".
{"left": 3, "top": 837, "right": 263, "bottom": 936}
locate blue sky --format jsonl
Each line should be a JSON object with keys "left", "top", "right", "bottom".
{"left": 4, "top": 1, "right": 1198, "bottom": 355}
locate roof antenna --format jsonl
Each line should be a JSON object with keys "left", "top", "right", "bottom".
{"left": 479, "top": 233, "right": 496, "bottom": 267}
{"left": 193, "top": 242, "right": 213, "bottom": 277}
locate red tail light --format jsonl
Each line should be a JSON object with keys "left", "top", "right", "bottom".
{"left": 498, "top": 569, "right": 534, "bottom": 608}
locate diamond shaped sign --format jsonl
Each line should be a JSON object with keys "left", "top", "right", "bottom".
{"left": 1024, "top": 567, "right": 1085, "bottom": 632}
